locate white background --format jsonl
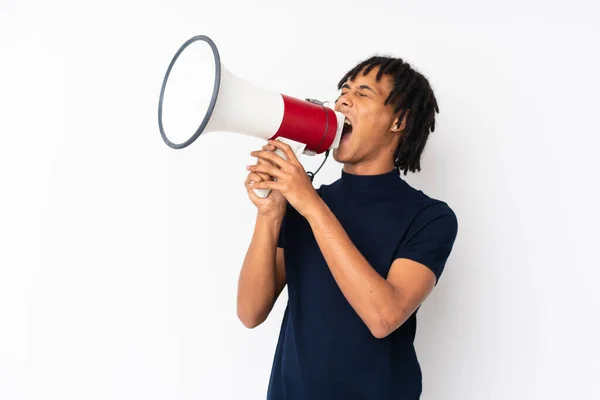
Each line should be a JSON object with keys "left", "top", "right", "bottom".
{"left": 1, "top": 0, "right": 599, "bottom": 399}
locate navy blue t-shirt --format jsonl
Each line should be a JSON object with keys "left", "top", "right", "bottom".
{"left": 267, "top": 167, "right": 458, "bottom": 400}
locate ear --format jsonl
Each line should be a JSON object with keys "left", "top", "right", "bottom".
{"left": 390, "top": 111, "right": 408, "bottom": 133}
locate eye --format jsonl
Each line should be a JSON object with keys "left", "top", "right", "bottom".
{"left": 359, "top": 93, "right": 368, "bottom": 98}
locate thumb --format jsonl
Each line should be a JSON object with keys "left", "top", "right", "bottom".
{"left": 247, "top": 181, "right": 267, "bottom": 202}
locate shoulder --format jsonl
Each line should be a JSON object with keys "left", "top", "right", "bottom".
{"left": 413, "top": 197, "right": 457, "bottom": 231}
{"left": 409, "top": 199, "right": 458, "bottom": 249}
{"left": 395, "top": 183, "right": 459, "bottom": 253}
{"left": 400, "top": 180, "right": 458, "bottom": 227}
{"left": 393, "top": 192, "right": 458, "bottom": 282}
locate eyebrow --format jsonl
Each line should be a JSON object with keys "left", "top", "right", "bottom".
{"left": 342, "top": 83, "right": 378, "bottom": 95}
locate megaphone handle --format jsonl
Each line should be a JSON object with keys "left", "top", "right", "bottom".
{"left": 253, "top": 138, "right": 306, "bottom": 198}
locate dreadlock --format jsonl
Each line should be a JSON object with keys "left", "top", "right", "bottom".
{"left": 337, "top": 56, "right": 439, "bottom": 175}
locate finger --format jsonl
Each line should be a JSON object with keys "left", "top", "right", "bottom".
{"left": 267, "top": 140, "right": 300, "bottom": 166}
{"left": 261, "top": 143, "right": 276, "bottom": 152}
{"left": 253, "top": 167, "right": 272, "bottom": 182}
{"left": 245, "top": 172, "right": 265, "bottom": 186}
{"left": 250, "top": 149, "right": 291, "bottom": 170}
{"left": 249, "top": 150, "right": 272, "bottom": 180}
{"left": 256, "top": 147, "right": 273, "bottom": 165}
{"left": 247, "top": 181, "right": 261, "bottom": 197}
{"left": 255, "top": 143, "right": 276, "bottom": 164}
{"left": 246, "top": 163, "right": 286, "bottom": 179}
{"left": 253, "top": 145, "right": 278, "bottom": 180}
{"left": 250, "top": 180, "right": 283, "bottom": 192}
{"left": 246, "top": 183, "right": 266, "bottom": 201}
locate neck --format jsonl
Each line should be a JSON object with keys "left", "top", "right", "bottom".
{"left": 342, "top": 159, "right": 396, "bottom": 176}
{"left": 339, "top": 162, "right": 403, "bottom": 195}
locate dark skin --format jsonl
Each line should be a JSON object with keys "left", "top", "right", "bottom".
{"left": 241, "top": 67, "right": 436, "bottom": 337}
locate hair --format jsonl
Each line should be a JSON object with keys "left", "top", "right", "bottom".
{"left": 337, "top": 56, "right": 439, "bottom": 175}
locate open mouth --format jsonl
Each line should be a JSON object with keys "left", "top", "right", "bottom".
{"left": 342, "top": 117, "right": 353, "bottom": 138}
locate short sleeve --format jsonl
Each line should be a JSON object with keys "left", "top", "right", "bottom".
{"left": 394, "top": 203, "right": 458, "bottom": 283}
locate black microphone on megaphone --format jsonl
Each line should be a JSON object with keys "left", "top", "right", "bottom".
{"left": 157, "top": 35, "right": 345, "bottom": 198}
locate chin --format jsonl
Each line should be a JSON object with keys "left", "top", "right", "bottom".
{"left": 332, "top": 147, "right": 353, "bottom": 164}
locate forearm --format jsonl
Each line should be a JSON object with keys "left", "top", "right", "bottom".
{"left": 305, "top": 201, "right": 402, "bottom": 337}
{"left": 237, "top": 214, "right": 283, "bottom": 327}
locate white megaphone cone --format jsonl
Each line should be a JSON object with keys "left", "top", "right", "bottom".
{"left": 158, "top": 35, "right": 345, "bottom": 198}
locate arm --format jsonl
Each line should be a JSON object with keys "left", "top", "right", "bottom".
{"left": 237, "top": 215, "right": 286, "bottom": 328}
{"left": 305, "top": 201, "right": 438, "bottom": 339}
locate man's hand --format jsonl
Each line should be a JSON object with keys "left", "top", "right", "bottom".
{"left": 245, "top": 143, "right": 287, "bottom": 219}
{"left": 247, "top": 140, "right": 322, "bottom": 218}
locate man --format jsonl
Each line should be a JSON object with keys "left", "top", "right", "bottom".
{"left": 237, "top": 56, "right": 458, "bottom": 399}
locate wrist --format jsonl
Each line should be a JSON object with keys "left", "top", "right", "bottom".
{"left": 304, "top": 197, "right": 329, "bottom": 225}
{"left": 255, "top": 213, "right": 284, "bottom": 245}
{"left": 256, "top": 212, "right": 284, "bottom": 226}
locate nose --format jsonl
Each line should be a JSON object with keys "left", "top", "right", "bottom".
{"left": 335, "top": 92, "right": 352, "bottom": 110}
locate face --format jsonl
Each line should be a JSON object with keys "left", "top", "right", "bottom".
{"left": 333, "top": 67, "right": 404, "bottom": 170}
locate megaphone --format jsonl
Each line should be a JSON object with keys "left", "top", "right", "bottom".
{"left": 158, "top": 35, "right": 345, "bottom": 198}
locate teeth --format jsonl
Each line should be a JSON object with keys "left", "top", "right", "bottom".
{"left": 344, "top": 118, "right": 352, "bottom": 126}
